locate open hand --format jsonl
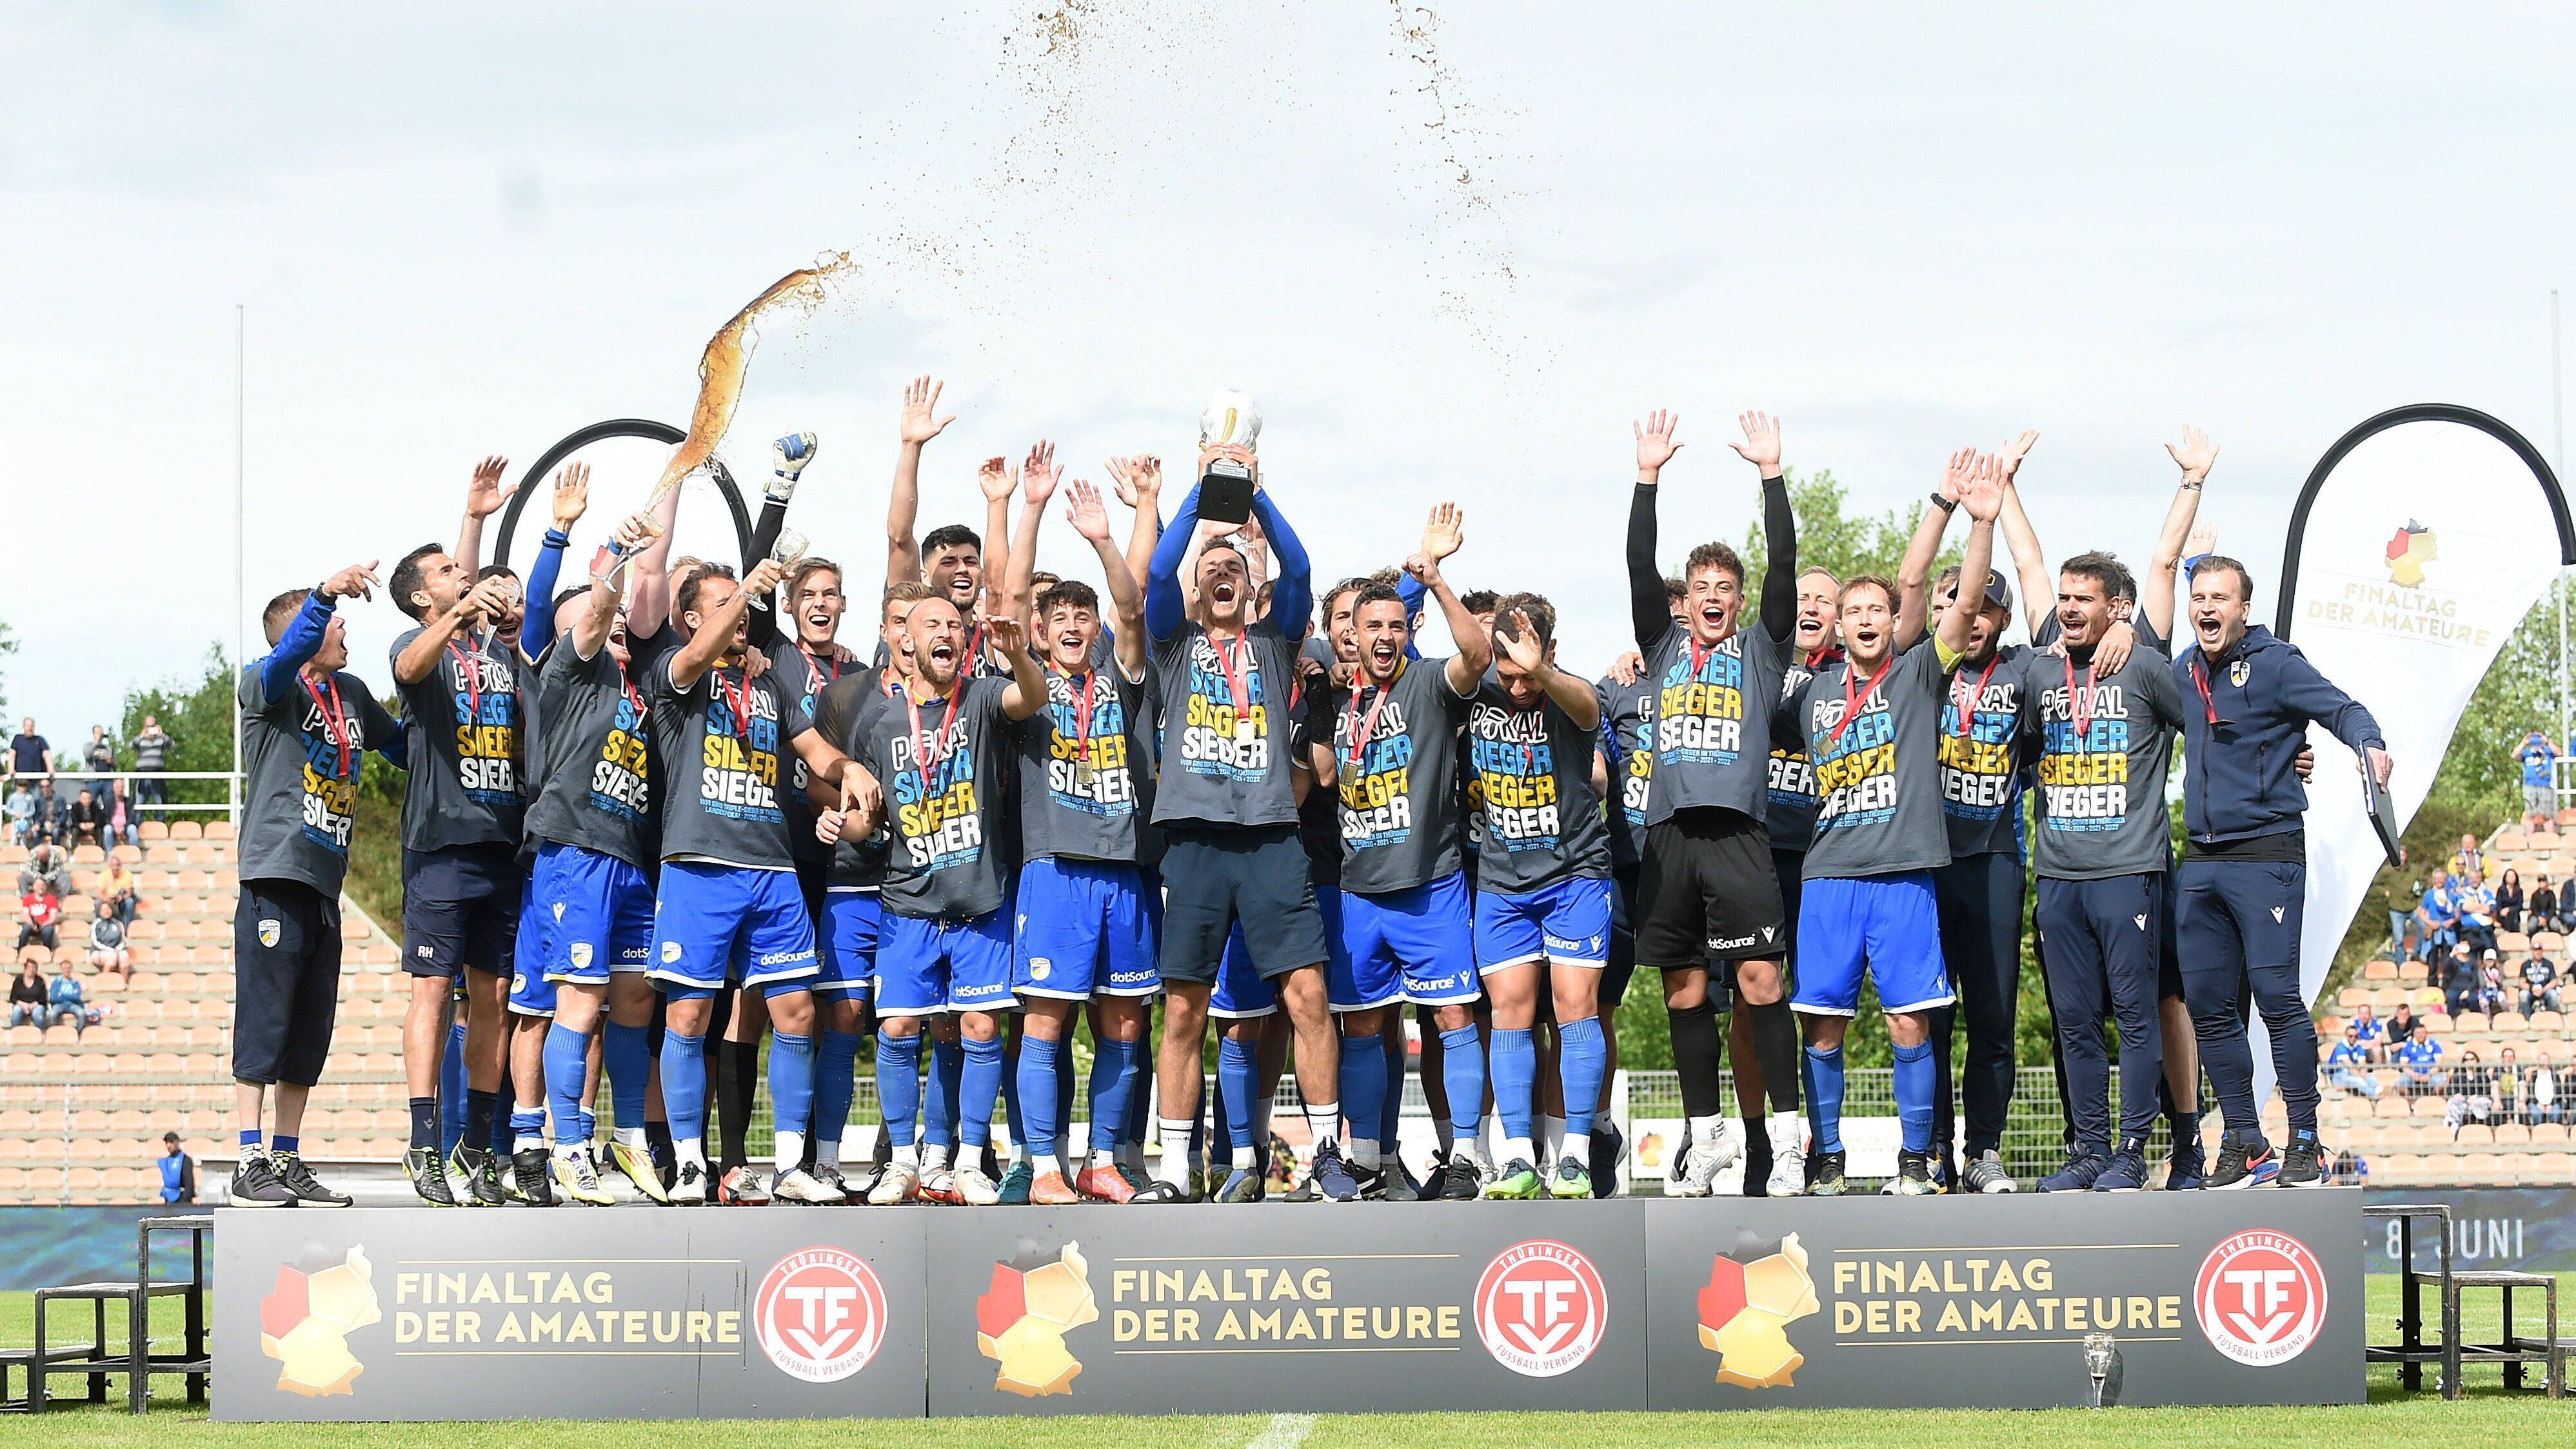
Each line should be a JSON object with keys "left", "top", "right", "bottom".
{"left": 1730, "top": 411, "right": 1783, "bottom": 475}
{"left": 1634, "top": 409, "right": 1681, "bottom": 480}
{"left": 1420, "top": 501, "right": 1465, "bottom": 562}
{"left": 981, "top": 611, "right": 1028, "bottom": 658}
{"left": 1022, "top": 440, "right": 1060, "bottom": 506}
{"left": 1608, "top": 650, "right": 1645, "bottom": 687}
{"left": 1996, "top": 429, "right": 2039, "bottom": 482}
{"left": 1939, "top": 446, "right": 1976, "bottom": 503}
{"left": 1956, "top": 453, "right": 2005, "bottom": 522}
{"left": 465, "top": 455, "right": 514, "bottom": 518}
{"left": 550, "top": 460, "right": 591, "bottom": 531}
{"left": 1106, "top": 454, "right": 1162, "bottom": 509}
{"left": 2167, "top": 424, "right": 2219, "bottom": 484}
{"left": 1064, "top": 479, "right": 1112, "bottom": 542}
{"left": 977, "top": 456, "right": 1016, "bottom": 504}
{"left": 1496, "top": 609, "right": 1547, "bottom": 674}
{"left": 900, "top": 376, "right": 954, "bottom": 446}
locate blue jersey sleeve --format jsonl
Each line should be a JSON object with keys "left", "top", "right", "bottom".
{"left": 254, "top": 592, "right": 337, "bottom": 702}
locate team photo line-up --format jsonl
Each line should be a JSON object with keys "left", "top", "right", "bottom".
{"left": 221, "top": 380, "right": 2392, "bottom": 1212}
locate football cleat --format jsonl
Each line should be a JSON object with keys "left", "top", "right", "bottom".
{"left": 404, "top": 1147, "right": 460, "bottom": 1207}
{"left": 1303, "top": 1140, "right": 1362, "bottom": 1202}
{"left": 1483, "top": 1159, "right": 1542, "bottom": 1201}
{"left": 227, "top": 1153, "right": 295, "bottom": 1208}
{"left": 608, "top": 1140, "right": 672, "bottom": 1204}
{"left": 1029, "top": 1168, "right": 1082, "bottom": 1205}
{"left": 917, "top": 1165, "right": 962, "bottom": 1206}
{"left": 1438, "top": 1154, "right": 1485, "bottom": 1201}
{"left": 1890, "top": 1148, "right": 1941, "bottom": 1196}
{"left": 1213, "top": 1167, "right": 1265, "bottom": 1203}
{"left": 2204, "top": 1133, "right": 2277, "bottom": 1191}
{"left": 1763, "top": 1113, "right": 1807, "bottom": 1198}
{"left": 772, "top": 1165, "right": 842, "bottom": 1204}
{"left": 449, "top": 1145, "right": 506, "bottom": 1207}
{"left": 1963, "top": 1149, "right": 2017, "bottom": 1194}
{"left": 718, "top": 1165, "right": 771, "bottom": 1205}
{"left": 1347, "top": 1162, "right": 1392, "bottom": 1201}
{"left": 509, "top": 1147, "right": 557, "bottom": 1206}
{"left": 1670, "top": 1119, "right": 1732, "bottom": 1197}
{"left": 1590, "top": 1123, "right": 1624, "bottom": 1199}
{"left": 1805, "top": 1149, "right": 1848, "bottom": 1197}
{"left": 669, "top": 1159, "right": 710, "bottom": 1205}
{"left": 954, "top": 1165, "right": 1002, "bottom": 1207}
{"left": 997, "top": 1161, "right": 1035, "bottom": 1206}
{"left": 807, "top": 1162, "right": 855, "bottom": 1203}
{"left": 553, "top": 1150, "right": 616, "bottom": 1206}
{"left": 272, "top": 1152, "right": 353, "bottom": 1208}
{"left": 2164, "top": 1132, "right": 2207, "bottom": 1191}
{"left": 2039, "top": 1150, "right": 2110, "bottom": 1193}
{"left": 1547, "top": 1156, "right": 1593, "bottom": 1199}
{"left": 1075, "top": 1163, "right": 1138, "bottom": 1203}
{"left": 867, "top": 1161, "right": 922, "bottom": 1206}
{"left": 2094, "top": 1139, "right": 2151, "bottom": 1194}
{"left": 2275, "top": 1130, "right": 2328, "bottom": 1188}
{"left": 1381, "top": 1154, "right": 1422, "bottom": 1203}
{"left": 1131, "top": 1178, "right": 1198, "bottom": 1204}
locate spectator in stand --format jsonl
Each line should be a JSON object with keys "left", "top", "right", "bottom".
{"left": 6, "top": 718, "right": 49, "bottom": 781}
{"left": 2395, "top": 1020, "right": 2446, "bottom": 1094}
{"left": 84, "top": 902, "right": 128, "bottom": 981}
{"left": 2522, "top": 950, "right": 2564, "bottom": 1017}
{"left": 17, "top": 884, "right": 61, "bottom": 952}
{"left": 2495, "top": 867, "right": 2526, "bottom": 934}
{"left": 2448, "top": 1049, "right": 2495, "bottom": 1129}
{"left": 2533, "top": 874, "right": 2565, "bottom": 935}
{"left": 2452, "top": 833, "right": 2487, "bottom": 886}
{"left": 19, "top": 843, "right": 70, "bottom": 900}
{"left": 130, "top": 716, "right": 171, "bottom": 806}
{"left": 2352, "top": 1002, "right": 2388, "bottom": 1060}
{"left": 47, "top": 964, "right": 94, "bottom": 1034}
{"left": 28, "top": 780, "right": 63, "bottom": 845}
{"left": 2518, "top": 729, "right": 2561, "bottom": 831}
{"left": 7, "top": 960, "right": 45, "bottom": 1028}
{"left": 2395, "top": 915, "right": 2428, "bottom": 965}
{"left": 62, "top": 789, "right": 106, "bottom": 854}
{"left": 158, "top": 1132, "right": 196, "bottom": 1204}
{"left": 104, "top": 779, "right": 142, "bottom": 852}
{"left": 81, "top": 725, "right": 115, "bottom": 804}
{"left": 2475, "top": 953, "right": 2512, "bottom": 1017}
{"left": 2418, "top": 869, "right": 2461, "bottom": 956}
{"left": 2327, "top": 1024, "right": 2381, "bottom": 1098}
{"left": 2441, "top": 941, "right": 2481, "bottom": 1016}
{"left": 2531, "top": 1060, "right": 2561, "bottom": 1125}
{"left": 96, "top": 858, "right": 136, "bottom": 925}
{"left": 2457, "top": 876, "right": 2498, "bottom": 955}
{"left": 2496, "top": 1047, "right": 2527, "bottom": 1121}
{"left": 4, "top": 782, "right": 29, "bottom": 845}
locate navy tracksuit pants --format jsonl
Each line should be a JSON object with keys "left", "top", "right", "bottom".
{"left": 2036, "top": 874, "right": 2166, "bottom": 1150}
{"left": 1930, "top": 852, "right": 2022, "bottom": 1159}
{"left": 2176, "top": 858, "right": 2315, "bottom": 1137}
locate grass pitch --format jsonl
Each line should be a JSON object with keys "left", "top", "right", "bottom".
{"left": 3, "top": 1276, "right": 2564, "bottom": 1446}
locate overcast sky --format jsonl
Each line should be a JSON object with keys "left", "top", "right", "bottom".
{"left": 5, "top": 2, "right": 2573, "bottom": 740}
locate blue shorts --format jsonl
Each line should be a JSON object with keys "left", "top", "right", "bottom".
{"left": 1473, "top": 875, "right": 1613, "bottom": 973}
{"left": 1791, "top": 871, "right": 1954, "bottom": 1017}
{"left": 1338, "top": 872, "right": 1480, "bottom": 1009}
{"left": 817, "top": 890, "right": 882, "bottom": 1003}
{"left": 648, "top": 860, "right": 818, "bottom": 1000}
{"left": 531, "top": 842, "right": 654, "bottom": 986}
{"left": 1015, "top": 857, "right": 1159, "bottom": 1000}
{"left": 510, "top": 876, "right": 555, "bottom": 1017}
{"left": 877, "top": 909, "right": 1015, "bottom": 1016}
{"left": 1210, "top": 923, "right": 1278, "bottom": 1020}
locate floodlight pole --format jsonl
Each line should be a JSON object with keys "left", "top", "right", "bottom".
{"left": 232, "top": 304, "right": 246, "bottom": 827}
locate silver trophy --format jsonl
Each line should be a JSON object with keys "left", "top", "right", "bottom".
{"left": 753, "top": 527, "right": 809, "bottom": 611}
{"left": 2082, "top": 1331, "right": 2123, "bottom": 1408}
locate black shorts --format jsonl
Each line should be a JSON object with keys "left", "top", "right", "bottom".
{"left": 1601, "top": 863, "right": 1641, "bottom": 1015}
{"left": 402, "top": 843, "right": 524, "bottom": 979}
{"left": 233, "top": 880, "right": 342, "bottom": 1087}
{"left": 1636, "top": 810, "right": 1785, "bottom": 967}
{"left": 1157, "top": 825, "right": 1331, "bottom": 985}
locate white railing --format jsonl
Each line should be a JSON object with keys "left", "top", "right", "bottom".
{"left": 5, "top": 769, "right": 245, "bottom": 823}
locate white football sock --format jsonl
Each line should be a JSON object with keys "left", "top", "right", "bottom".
{"left": 677, "top": 1137, "right": 707, "bottom": 1171}
{"left": 816, "top": 1138, "right": 841, "bottom": 1170}
{"left": 1503, "top": 1136, "right": 1534, "bottom": 1167}
{"left": 1156, "top": 1119, "right": 1195, "bottom": 1187}
{"left": 775, "top": 1130, "right": 806, "bottom": 1174}
{"left": 1563, "top": 1131, "right": 1592, "bottom": 1165}
{"left": 922, "top": 1143, "right": 951, "bottom": 1172}
{"left": 1538, "top": 1113, "right": 1566, "bottom": 1164}
{"left": 893, "top": 1142, "right": 920, "bottom": 1168}
{"left": 1304, "top": 1103, "right": 1340, "bottom": 1148}
{"left": 1037, "top": 1152, "right": 1064, "bottom": 1178}
{"left": 1350, "top": 1138, "right": 1380, "bottom": 1170}
{"left": 617, "top": 1125, "right": 648, "bottom": 1150}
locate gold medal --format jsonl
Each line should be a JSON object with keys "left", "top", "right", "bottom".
{"left": 1234, "top": 716, "right": 1256, "bottom": 745}
{"left": 1073, "top": 760, "right": 1099, "bottom": 791}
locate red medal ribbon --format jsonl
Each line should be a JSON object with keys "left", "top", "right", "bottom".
{"left": 303, "top": 674, "right": 353, "bottom": 778}
{"left": 1055, "top": 665, "right": 1096, "bottom": 761}
{"left": 446, "top": 638, "right": 483, "bottom": 731}
{"left": 718, "top": 666, "right": 757, "bottom": 742}
{"left": 2192, "top": 655, "right": 2222, "bottom": 725}
{"left": 2065, "top": 655, "right": 2098, "bottom": 753}
{"left": 907, "top": 680, "right": 965, "bottom": 782}
{"left": 1343, "top": 660, "right": 1404, "bottom": 771}
{"left": 1828, "top": 655, "right": 1897, "bottom": 749}
{"left": 1212, "top": 630, "right": 1255, "bottom": 736}
{"left": 1950, "top": 652, "right": 2001, "bottom": 740}
{"left": 798, "top": 644, "right": 842, "bottom": 689}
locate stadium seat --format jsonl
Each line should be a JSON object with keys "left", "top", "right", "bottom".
{"left": 2456, "top": 1012, "right": 2491, "bottom": 1035}
{"left": 2499, "top": 931, "right": 2531, "bottom": 954}
{"left": 2371, "top": 986, "right": 2408, "bottom": 1010}
{"left": 2425, "top": 1011, "right": 2456, "bottom": 1032}
{"left": 2497, "top": 827, "right": 2532, "bottom": 851}
{"left": 2531, "top": 1010, "right": 2566, "bottom": 1032}
{"left": 2495, "top": 1010, "right": 2530, "bottom": 1032}
{"left": 2336, "top": 986, "right": 2370, "bottom": 1009}
{"left": 169, "top": 820, "right": 202, "bottom": 841}
{"left": 2457, "top": 1123, "right": 2495, "bottom": 1145}
{"left": 0, "top": 845, "right": 22, "bottom": 866}
{"left": 206, "top": 820, "right": 236, "bottom": 842}
{"left": 2495, "top": 1121, "right": 2533, "bottom": 1145}
{"left": 2413, "top": 1094, "right": 2450, "bottom": 1118}
{"left": 2363, "top": 960, "right": 2397, "bottom": 981}
{"left": 2462, "top": 1152, "right": 2505, "bottom": 1182}
{"left": 2398, "top": 960, "right": 2429, "bottom": 985}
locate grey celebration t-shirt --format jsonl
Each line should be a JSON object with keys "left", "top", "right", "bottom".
{"left": 773, "top": 644, "right": 856, "bottom": 866}
{"left": 1467, "top": 677, "right": 1610, "bottom": 894}
{"left": 856, "top": 676, "right": 1016, "bottom": 920}
{"left": 809, "top": 670, "right": 897, "bottom": 891}
{"left": 237, "top": 665, "right": 399, "bottom": 898}
{"left": 1783, "top": 638, "right": 1956, "bottom": 880}
{"left": 1641, "top": 620, "right": 1786, "bottom": 825}
{"left": 2017, "top": 635, "right": 2187, "bottom": 880}
{"left": 1766, "top": 649, "right": 1833, "bottom": 853}
{"left": 1937, "top": 644, "right": 2033, "bottom": 860}
{"left": 390, "top": 626, "right": 526, "bottom": 854}
{"left": 1017, "top": 664, "right": 1148, "bottom": 864}
{"left": 1597, "top": 675, "right": 1655, "bottom": 871}
{"left": 1149, "top": 621, "right": 1302, "bottom": 831}
{"left": 525, "top": 637, "right": 654, "bottom": 869}
{"left": 1331, "top": 658, "right": 1474, "bottom": 895}
{"left": 644, "top": 653, "right": 814, "bottom": 871}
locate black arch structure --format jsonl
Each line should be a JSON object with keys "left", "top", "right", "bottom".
{"left": 489, "top": 418, "right": 753, "bottom": 577}
{"left": 2276, "top": 403, "right": 2576, "bottom": 639}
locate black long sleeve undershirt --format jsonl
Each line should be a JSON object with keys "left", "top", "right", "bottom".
{"left": 746, "top": 494, "right": 788, "bottom": 651}
{"left": 1627, "top": 476, "right": 1799, "bottom": 649}
{"left": 1628, "top": 484, "right": 1670, "bottom": 652}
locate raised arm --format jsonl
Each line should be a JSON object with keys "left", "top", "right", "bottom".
{"left": 258, "top": 563, "right": 379, "bottom": 699}
{"left": 989, "top": 613, "right": 1049, "bottom": 721}
{"left": 1629, "top": 409, "right": 1681, "bottom": 650}
{"left": 1498, "top": 609, "right": 1602, "bottom": 731}
{"left": 978, "top": 451, "right": 1017, "bottom": 620}
{"left": 1939, "top": 454, "right": 2003, "bottom": 663}
{"left": 1245, "top": 475, "right": 1313, "bottom": 642}
{"left": 2146, "top": 425, "right": 2217, "bottom": 642}
{"left": 393, "top": 574, "right": 511, "bottom": 687}
{"left": 1002, "top": 442, "right": 1059, "bottom": 630}
{"left": 570, "top": 510, "right": 659, "bottom": 661}
{"left": 1407, "top": 545, "right": 1489, "bottom": 694}
{"left": 1067, "top": 480, "right": 1148, "bottom": 679}
{"left": 452, "top": 455, "right": 511, "bottom": 579}
{"left": 885, "top": 375, "right": 953, "bottom": 592}
{"left": 1145, "top": 476, "right": 1206, "bottom": 643}
{"left": 520, "top": 461, "right": 588, "bottom": 660}
{"left": 1992, "top": 431, "right": 2054, "bottom": 640}
{"left": 1107, "top": 455, "right": 1164, "bottom": 606}
{"left": 671, "top": 558, "right": 784, "bottom": 692}
{"left": 625, "top": 444, "right": 692, "bottom": 641}
{"left": 1731, "top": 412, "right": 1798, "bottom": 641}
{"left": 1894, "top": 449, "right": 1969, "bottom": 653}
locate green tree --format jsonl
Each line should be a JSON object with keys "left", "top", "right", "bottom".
{"left": 0, "top": 618, "right": 17, "bottom": 713}
{"left": 117, "top": 646, "right": 234, "bottom": 807}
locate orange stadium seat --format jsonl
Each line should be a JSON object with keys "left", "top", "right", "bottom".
{"left": 205, "top": 820, "right": 235, "bottom": 842}
{"left": 2499, "top": 931, "right": 2531, "bottom": 954}
{"left": 138, "top": 821, "right": 168, "bottom": 841}
{"left": 2462, "top": 1152, "right": 2506, "bottom": 1182}
{"left": 70, "top": 845, "right": 102, "bottom": 866}
{"left": 168, "top": 820, "right": 201, "bottom": 841}
{"left": 2337, "top": 986, "right": 2369, "bottom": 1010}
{"left": 0, "top": 845, "right": 24, "bottom": 866}
{"left": 2497, "top": 827, "right": 2531, "bottom": 851}
{"left": 2455, "top": 1123, "right": 2495, "bottom": 1146}
{"left": 2363, "top": 960, "right": 2397, "bottom": 982}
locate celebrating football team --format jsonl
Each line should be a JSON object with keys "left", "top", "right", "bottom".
{"left": 224, "top": 380, "right": 2393, "bottom": 1208}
